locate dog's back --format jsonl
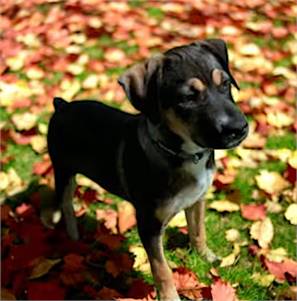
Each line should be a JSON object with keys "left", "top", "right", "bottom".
{"left": 47, "top": 99, "right": 138, "bottom": 196}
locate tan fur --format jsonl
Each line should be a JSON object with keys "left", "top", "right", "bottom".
{"left": 212, "top": 68, "right": 223, "bottom": 86}
{"left": 188, "top": 78, "right": 206, "bottom": 91}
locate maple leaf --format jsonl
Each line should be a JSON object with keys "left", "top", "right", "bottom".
{"left": 106, "top": 253, "right": 134, "bottom": 277}
{"left": 173, "top": 267, "right": 205, "bottom": 300}
{"left": 241, "top": 203, "right": 266, "bottom": 221}
{"left": 27, "top": 280, "right": 66, "bottom": 300}
{"left": 211, "top": 278, "right": 237, "bottom": 301}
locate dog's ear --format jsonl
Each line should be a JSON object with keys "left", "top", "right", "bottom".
{"left": 201, "top": 39, "right": 240, "bottom": 90}
{"left": 118, "top": 55, "right": 163, "bottom": 112}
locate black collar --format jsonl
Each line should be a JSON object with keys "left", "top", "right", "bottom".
{"left": 145, "top": 119, "right": 208, "bottom": 164}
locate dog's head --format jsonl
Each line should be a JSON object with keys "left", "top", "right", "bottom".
{"left": 118, "top": 39, "right": 248, "bottom": 150}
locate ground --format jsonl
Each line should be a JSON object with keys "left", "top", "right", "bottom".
{"left": 1, "top": 1, "right": 296, "bottom": 300}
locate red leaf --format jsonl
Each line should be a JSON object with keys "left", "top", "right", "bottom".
{"left": 211, "top": 278, "right": 237, "bottom": 301}
{"left": 241, "top": 204, "right": 266, "bottom": 221}
{"left": 264, "top": 258, "right": 297, "bottom": 281}
{"left": 15, "top": 203, "right": 33, "bottom": 216}
{"left": 27, "top": 280, "right": 66, "bottom": 300}
{"left": 118, "top": 201, "right": 136, "bottom": 234}
{"left": 32, "top": 160, "right": 52, "bottom": 175}
{"left": 127, "top": 279, "right": 157, "bottom": 300}
{"left": 106, "top": 253, "right": 134, "bottom": 277}
{"left": 97, "top": 287, "right": 123, "bottom": 299}
{"left": 285, "top": 164, "right": 297, "bottom": 185}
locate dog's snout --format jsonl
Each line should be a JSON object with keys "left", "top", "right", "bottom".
{"left": 218, "top": 115, "right": 248, "bottom": 138}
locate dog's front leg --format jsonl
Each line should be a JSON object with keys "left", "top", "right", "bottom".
{"left": 137, "top": 215, "right": 180, "bottom": 301}
{"left": 185, "top": 199, "right": 218, "bottom": 262}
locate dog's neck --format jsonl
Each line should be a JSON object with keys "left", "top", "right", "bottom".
{"left": 144, "top": 119, "right": 209, "bottom": 164}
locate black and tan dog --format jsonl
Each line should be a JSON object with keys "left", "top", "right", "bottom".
{"left": 44, "top": 39, "right": 248, "bottom": 300}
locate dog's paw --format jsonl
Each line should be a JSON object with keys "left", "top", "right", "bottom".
{"left": 41, "top": 209, "right": 62, "bottom": 229}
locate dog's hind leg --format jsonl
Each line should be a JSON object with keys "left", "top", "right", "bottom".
{"left": 185, "top": 199, "right": 218, "bottom": 262}
{"left": 61, "top": 175, "right": 79, "bottom": 240}
{"left": 41, "top": 166, "right": 78, "bottom": 240}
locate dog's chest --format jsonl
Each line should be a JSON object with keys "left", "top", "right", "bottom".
{"left": 156, "top": 155, "right": 214, "bottom": 223}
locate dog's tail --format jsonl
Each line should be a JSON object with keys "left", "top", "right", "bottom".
{"left": 53, "top": 97, "right": 67, "bottom": 112}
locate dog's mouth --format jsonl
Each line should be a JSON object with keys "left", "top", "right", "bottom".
{"left": 194, "top": 123, "right": 249, "bottom": 150}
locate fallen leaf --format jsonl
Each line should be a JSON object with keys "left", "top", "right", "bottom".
{"left": 11, "top": 112, "right": 37, "bottom": 131}
{"left": 209, "top": 200, "right": 240, "bottom": 212}
{"left": 266, "top": 248, "right": 288, "bottom": 263}
{"left": 250, "top": 217, "right": 274, "bottom": 248}
{"left": 129, "top": 245, "right": 149, "bottom": 272}
{"left": 30, "top": 135, "right": 47, "bottom": 153}
{"left": 225, "top": 229, "right": 240, "bottom": 242}
{"left": 126, "top": 279, "right": 156, "bottom": 300}
{"left": 211, "top": 278, "right": 237, "bottom": 301}
{"left": 27, "top": 280, "right": 66, "bottom": 300}
{"left": 117, "top": 201, "right": 136, "bottom": 234}
{"left": 241, "top": 204, "right": 266, "bottom": 221}
{"left": 220, "top": 243, "right": 241, "bottom": 267}
{"left": 96, "top": 208, "right": 118, "bottom": 233}
{"left": 255, "top": 170, "right": 290, "bottom": 194}
{"left": 251, "top": 273, "right": 275, "bottom": 287}
{"left": 168, "top": 211, "right": 187, "bottom": 228}
{"left": 97, "top": 287, "right": 122, "bottom": 299}
{"left": 284, "top": 204, "right": 297, "bottom": 225}
{"left": 1, "top": 288, "right": 16, "bottom": 300}
{"left": 29, "top": 257, "right": 61, "bottom": 279}
{"left": 264, "top": 258, "right": 297, "bottom": 281}
{"left": 173, "top": 267, "right": 203, "bottom": 300}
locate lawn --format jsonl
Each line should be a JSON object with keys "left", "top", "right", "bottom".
{"left": 1, "top": 1, "right": 296, "bottom": 300}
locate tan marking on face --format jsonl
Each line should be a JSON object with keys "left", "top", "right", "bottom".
{"left": 212, "top": 69, "right": 223, "bottom": 86}
{"left": 164, "top": 109, "right": 190, "bottom": 142}
{"left": 188, "top": 78, "right": 206, "bottom": 91}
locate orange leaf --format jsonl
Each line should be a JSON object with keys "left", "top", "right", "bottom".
{"left": 264, "top": 258, "right": 297, "bottom": 281}
{"left": 118, "top": 201, "right": 136, "bottom": 234}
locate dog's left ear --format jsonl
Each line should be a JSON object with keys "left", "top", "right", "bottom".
{"left": 118, "top": 55, "right": 164, "bottom": 112}
{"left": 201, "top": 39, "right": 240, "bottom": 90}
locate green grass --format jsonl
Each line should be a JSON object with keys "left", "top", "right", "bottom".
{"left": 266, "top": 133, "right": 296, "bottom": 150}
{"left": 3, "top": 143, "right": 39, "bottom": 180}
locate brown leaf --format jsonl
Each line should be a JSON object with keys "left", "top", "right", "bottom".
{"left": 97, "top": 287, "right": 123, "bottom": 299}
{"left": 173, "top": 267, "right": 203, "bottom": 300}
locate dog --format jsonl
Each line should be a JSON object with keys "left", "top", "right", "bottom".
{"left": 44, "top": 39, "right": 248, "bottom": 300}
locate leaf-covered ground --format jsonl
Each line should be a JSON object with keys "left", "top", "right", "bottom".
{"left": 1, "top": 1, "right": 296, "bottom": 300}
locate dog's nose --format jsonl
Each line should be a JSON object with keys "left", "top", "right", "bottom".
{"left": 221, "top": 121, "right": 248, "bottom": 138}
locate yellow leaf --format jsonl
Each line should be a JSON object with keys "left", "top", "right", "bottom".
{"left": 29, "top": 257, "right": 61, "bottom": 279}
{"left": 60, "top": 79, "right": 81, "bottom": 100}
{"left": 225, "top": 229, "right": 240, "bottom": 242}
{"left": 220, "top": 252, "right": 236, "bottom": 267}
{"left": 285, "top": 204, "right": 297, "bottom": 225}
{"left": 26, "top": 67, "right": 45, "bottom": 80}
{"left": 250, "top": 217, "right": 274, "bottom": 249}
{"left": 0, "top": 172, "right": 9, "bottom": 191}
{"left": 168, "top": 211, "right": 187, "bottom": 228}
{"left": 255, "top": 170, "right": 290, "bottom": 194}
{"left": 220, "top": 243, "right": 241, "bottom": 267}
{"left": 288, "top": 150, "right": 297, "bottom": 168}
{"left": 82, "top": 74, "right": 99, "bottom": 89}
{"left": 30, "top": 135, "right": 47, "bottom": 153}
{"left": 239, "top": 43, "right": 261, "bottom": 56}
{"left": 266, "top": 248, "right": 287, "bottom": 263}
{"left": 12, "top": 112, "right": 37, "bottom": 131}
{"left": 209, "top": 200, "right": 240, "bottom": 212}
{"left": 252, "top": 273, "right": 275, "bottom": 287}
{"left": 129, "top": 245, "right": 149, "bottom": 271}
{"left": 266, "top": 111, "right": 294, "bottom": 128}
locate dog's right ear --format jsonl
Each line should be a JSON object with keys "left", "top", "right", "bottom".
{"left": 118, "top": 55, "right": 163, "bottom": 112}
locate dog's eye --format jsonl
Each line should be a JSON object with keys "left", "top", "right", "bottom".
{"left": 221, "top": 80, "right": 230, "bottom": 90}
